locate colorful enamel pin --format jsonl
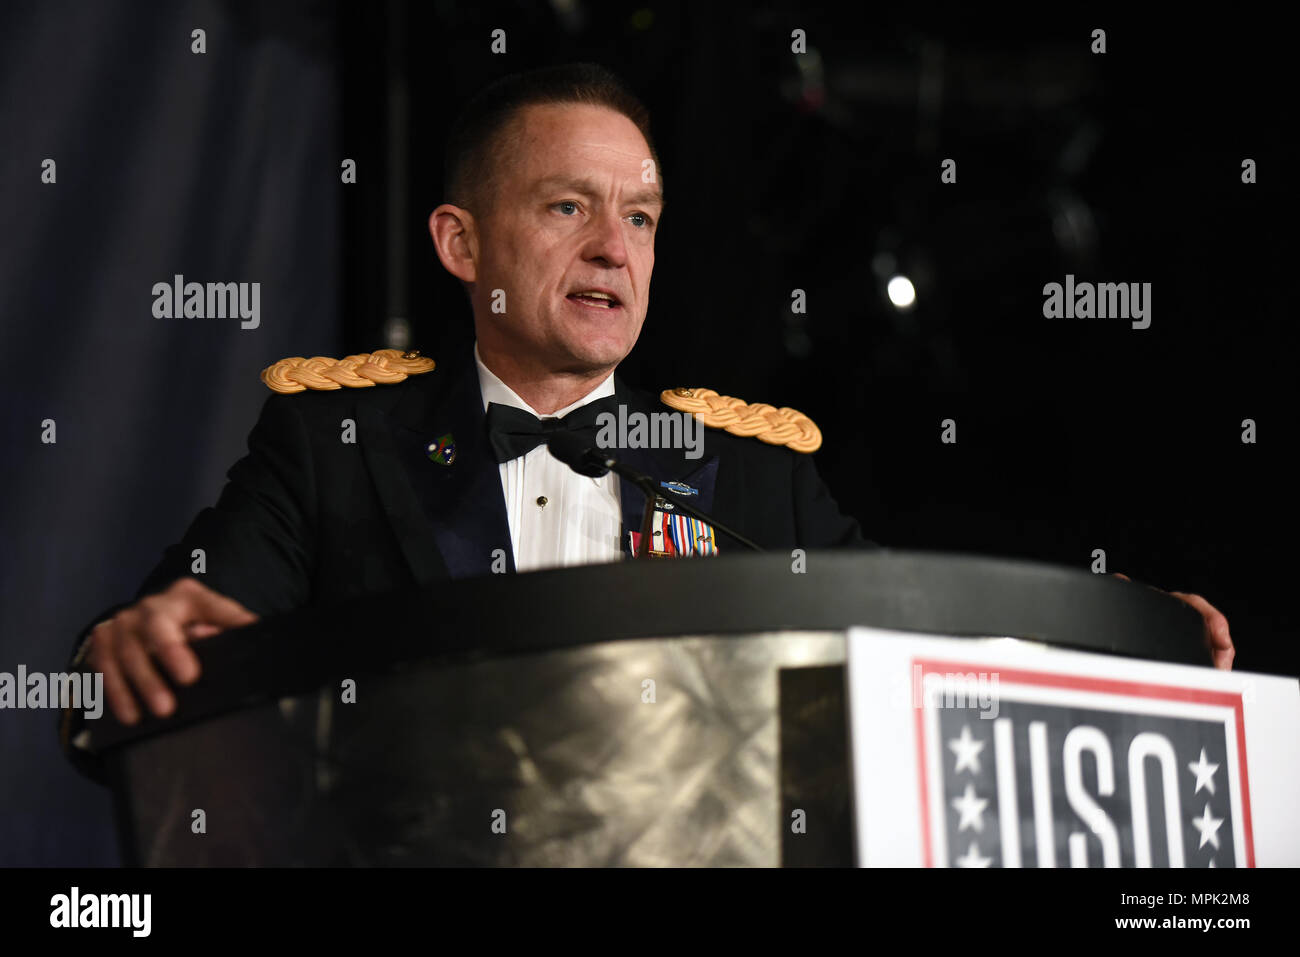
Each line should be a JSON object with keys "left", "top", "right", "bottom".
{"left": 427, "top": 433, "right": 456, "bottom": 465}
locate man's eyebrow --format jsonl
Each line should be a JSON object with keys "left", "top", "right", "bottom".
{"left": 531, "top": 175, "right": 664, "bottom": 209}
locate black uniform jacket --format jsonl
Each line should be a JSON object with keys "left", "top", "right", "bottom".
{"left": 114, "top": 349, "right": 872, "bottom": 616}
{"left": 61, "top": 349, "right": 874, "bottom": 773}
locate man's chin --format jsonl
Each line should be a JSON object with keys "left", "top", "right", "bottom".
{"left": 557, "top": 323, "right": 641, "bottom": 370}
{"left": 562, "top": 345, "right": 632, "bottom": 373}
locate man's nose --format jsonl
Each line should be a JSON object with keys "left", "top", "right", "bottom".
{"left": 583, "top": 209, "right": 628, "bottom": 268}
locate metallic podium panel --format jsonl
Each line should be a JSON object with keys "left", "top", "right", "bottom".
{"left": 115, "top": 632, "right": 848, "bottom": 867}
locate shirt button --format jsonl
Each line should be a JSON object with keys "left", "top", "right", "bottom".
{"left": 536, "top": 495, "right": 548, "bottom": 507}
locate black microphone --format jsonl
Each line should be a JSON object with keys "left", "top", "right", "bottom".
{"left": 546, "top": 430, "right": 612, "bottom": 478}
{"left": 547, "top": 432, "right": 764, "bottom": 553}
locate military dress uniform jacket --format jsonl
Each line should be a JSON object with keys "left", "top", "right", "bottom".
{"left": 111, "top": 350, "right": 874, "bottom": 619}
{"left": 61, "top": 349, "right": 874, "bottom": 775}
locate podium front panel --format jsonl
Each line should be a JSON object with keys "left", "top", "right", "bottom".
{"left": 111, "top": 631, "right": 853, "bottom": 866}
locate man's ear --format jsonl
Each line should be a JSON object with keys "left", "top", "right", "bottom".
{"left": 429, "top": 204, "right": 478, "bottom": 283}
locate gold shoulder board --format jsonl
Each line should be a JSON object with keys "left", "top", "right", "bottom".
{"left": 660, "top": 386, "right": 822, "bottom": 453}
{"left": 262, "top": 349, "right": 435, "bottom": 393}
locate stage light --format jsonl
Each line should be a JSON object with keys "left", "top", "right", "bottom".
{"left": 887, "top": 275, "right": 916, "bottom": 309}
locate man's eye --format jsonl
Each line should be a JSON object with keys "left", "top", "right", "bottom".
{"left": 627, "top": 213, "right": 650, "bottom": 229}
{"left": 555, "top": 201, "right": 579, "bottom": 215}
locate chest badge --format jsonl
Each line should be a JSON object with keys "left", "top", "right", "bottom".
{"left": 427, "top": 433, "right": 457, "bottom": 465}
{"left": 660, "top": 480, "right": 699, "bottom": 497}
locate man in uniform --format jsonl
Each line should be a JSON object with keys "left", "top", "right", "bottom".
{"left": 66, "top": 63, "right": 1233, "bottom": 741}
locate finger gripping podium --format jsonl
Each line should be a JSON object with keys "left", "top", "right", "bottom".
{"left": 74, "top": 552, "right": 1205, "bottom": 866}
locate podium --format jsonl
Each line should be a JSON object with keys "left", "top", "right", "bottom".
{"left": 73, "top": 552, "right": 1209, "bottom": 866}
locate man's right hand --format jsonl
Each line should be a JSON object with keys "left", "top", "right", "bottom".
{"left": 86, "top": 577, "right": 259, "bottom": 724}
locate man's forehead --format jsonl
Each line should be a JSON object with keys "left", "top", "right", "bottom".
{"left": 506, "top": 104, "right": 657, "bottom": 191}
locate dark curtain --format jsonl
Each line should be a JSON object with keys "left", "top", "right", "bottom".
{"left": 0, "top": 0, "right": 341, "bottom": 865}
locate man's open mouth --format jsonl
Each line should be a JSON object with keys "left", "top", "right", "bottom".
{"left": 566, "top": 290, "right": 622, "bottom": 309}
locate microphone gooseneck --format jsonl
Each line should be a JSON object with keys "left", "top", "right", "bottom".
{"left": 546, "top": 435, "right": 764, "bottom": 553}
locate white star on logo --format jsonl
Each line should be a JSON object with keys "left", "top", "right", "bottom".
{"left": 948, "top": 725, "right": 986, "bottom": 775}
{"left": 952, "top": 783, "right": 989, "bottom": 833}
{"left": 1191, "top": 803, "right": 1224, "bottom": 851}
{"left": 1188, "top": 748, "right": 1219, "bottom": 796}
{"left": 955, "top": 841, "right": 991, "bottom": 868}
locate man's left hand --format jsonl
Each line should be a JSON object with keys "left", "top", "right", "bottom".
{"left": 1113, "top": 573, "right": 1235, "bottom": 670}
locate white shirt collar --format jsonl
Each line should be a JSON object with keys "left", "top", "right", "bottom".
{"left": 474, "top": 341, "right": 616, "bottom": 417}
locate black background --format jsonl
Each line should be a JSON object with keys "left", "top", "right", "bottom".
{"left": 347, "top": 4, "right": 1296, "bottom": 679}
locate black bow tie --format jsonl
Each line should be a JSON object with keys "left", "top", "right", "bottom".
{"left": 485, "top": 396, "right": 623, "bottom": 464}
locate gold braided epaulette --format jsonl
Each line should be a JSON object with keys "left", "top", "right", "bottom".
{"left": 261, "top": 349, "right": 435, "bottom": 393}
{"left": 660, "top": 386, "right": 822, "bottom": 453}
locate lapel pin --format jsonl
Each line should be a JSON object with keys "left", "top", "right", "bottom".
{"left": 427, "top": 433, "right": 457, "bottom": 465}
